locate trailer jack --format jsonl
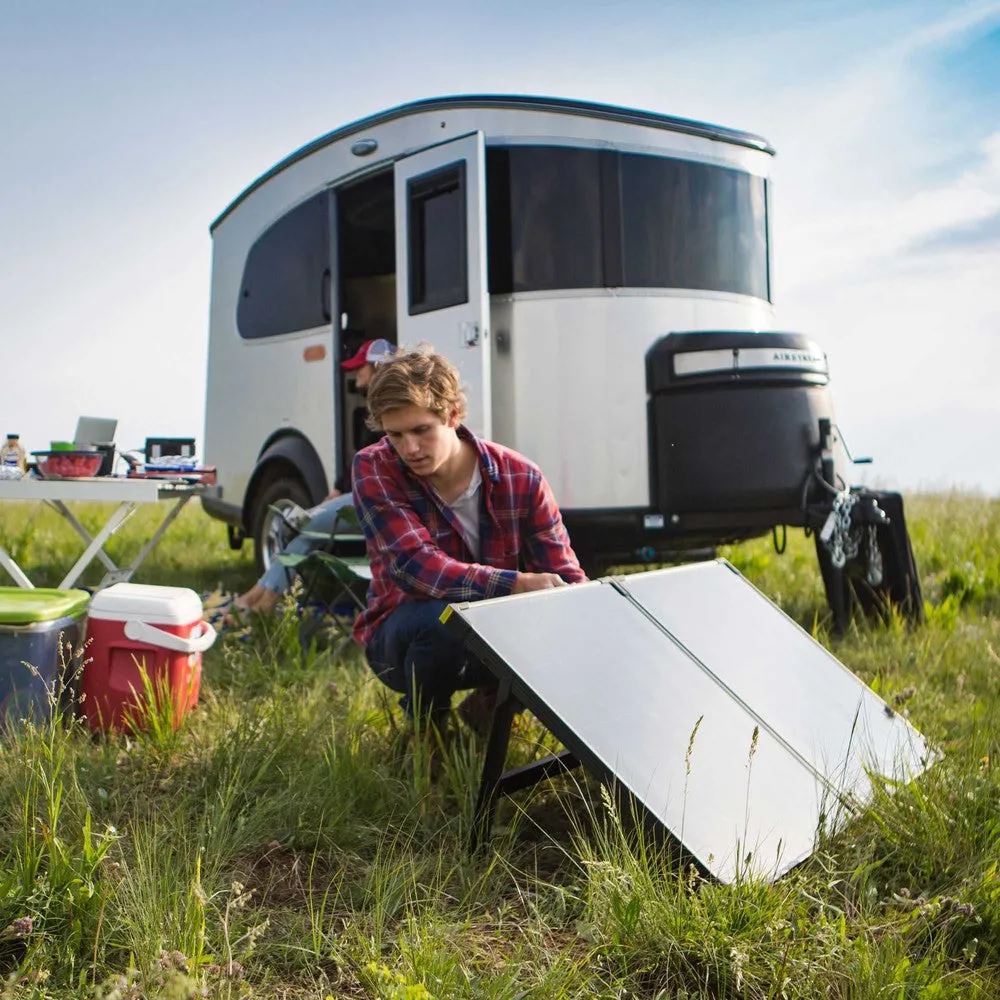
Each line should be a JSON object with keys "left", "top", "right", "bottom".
{"left": 808, "top": 422, "right": 923, "bottom": 633}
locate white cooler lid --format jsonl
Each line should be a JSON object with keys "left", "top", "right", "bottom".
{"left": 87, "top": 582, "right": 204, "bottom": 625}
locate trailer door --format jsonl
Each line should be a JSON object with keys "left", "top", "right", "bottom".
{"left": 394, "top": 132, "right": 491, "bottom": 438}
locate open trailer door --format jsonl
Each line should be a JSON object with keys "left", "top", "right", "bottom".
{"left": 394, "top": 132, "right": 491, "bottom": 438}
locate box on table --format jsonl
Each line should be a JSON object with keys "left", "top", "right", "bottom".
{"left": 144, "top": 437, "right": 195, "bottom": 461}
{"left": 0, "top": 588, "right": 90, "bottom": 730}
{"left": 82, "top": 583, "right": 216, "bottom": 732}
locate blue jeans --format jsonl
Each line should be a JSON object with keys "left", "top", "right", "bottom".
{"left": 259, "top": 494, "right": 357, "bottom": 593}
{"left": 365, "top": 600, "right": 494, "bottom": 722}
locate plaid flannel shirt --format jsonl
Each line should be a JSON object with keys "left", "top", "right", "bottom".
{"left": 351, "top": 426, "right": 586, "bottom": 647}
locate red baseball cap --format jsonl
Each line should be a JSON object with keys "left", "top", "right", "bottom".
{"left": 341, "top": 338, "right": 394, "bottom": 371}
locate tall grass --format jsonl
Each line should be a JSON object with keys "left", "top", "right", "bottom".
{"left": 0, "top": 493, "right": 997, "bottom": 997}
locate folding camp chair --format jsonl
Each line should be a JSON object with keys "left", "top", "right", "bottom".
{"left": 272, "top": 502, "right": 371, "bottom": 649}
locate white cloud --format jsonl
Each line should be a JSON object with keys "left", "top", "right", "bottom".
{"left": 779, "top": 129, "right": 1000, "bottom": 288}
{"left": 897, "top": 132, "right": 1000, "bottom": 244}
{"left": 893, "top": 0, "right": 1000, "bottom": 53}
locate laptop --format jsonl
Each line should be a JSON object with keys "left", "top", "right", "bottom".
{"left": 73, "top": 416, "right": 118, "bottom": 449}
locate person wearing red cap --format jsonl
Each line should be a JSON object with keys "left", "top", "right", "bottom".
{"left": 224, "top": 338, "right": 395, "bottom": 622}
{"left": 341, "top": 337, "right": 395, "bottom": 382}
{"left": 336, "top": 339, "right": 395, "bottom": 490}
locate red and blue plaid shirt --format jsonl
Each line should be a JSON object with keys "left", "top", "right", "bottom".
{"left": 351, "top": 426, "right": 586, "bottom": 646}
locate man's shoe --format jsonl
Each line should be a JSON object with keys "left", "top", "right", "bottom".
{"left": 457, "top": 685, "right": 498, "bottom": 741}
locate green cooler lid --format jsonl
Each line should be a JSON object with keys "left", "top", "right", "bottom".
{"left": 0, "top": 588, "right": 91, "bottom": 623}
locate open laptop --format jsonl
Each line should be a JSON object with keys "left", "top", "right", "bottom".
{"left": 73, "top": 416, "right": 118, "bottom": 448}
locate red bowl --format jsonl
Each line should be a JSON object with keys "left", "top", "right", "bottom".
{"left": 33, "top": 451, "right": 104, "bottom": 478}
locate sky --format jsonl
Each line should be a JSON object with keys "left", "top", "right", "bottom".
{"left": 1, "top": 0, "right": 998, "bottom": 494}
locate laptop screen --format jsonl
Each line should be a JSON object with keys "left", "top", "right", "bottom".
{"left": 74, "top": 416, "right": 118, "bottom": 448}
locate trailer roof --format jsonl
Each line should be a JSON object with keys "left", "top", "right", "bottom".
{"left": 210, "top": 94, "right": 775, "bottom": 232}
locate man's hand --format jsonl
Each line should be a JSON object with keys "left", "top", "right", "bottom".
{"left": 511, "top": 571, "right": 567, "bottom": 594}
{"left": 324, "top": 489, "right": 343, "bottom": 502}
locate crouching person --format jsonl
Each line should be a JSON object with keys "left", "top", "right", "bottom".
{"left": 352, "top": 346, "right": 586, "bottom": 738}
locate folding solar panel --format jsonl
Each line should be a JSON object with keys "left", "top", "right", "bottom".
{"left": 617, "top": 562, "right": 930, "bottom": 804}
{"left": 443, "top": 560, "right": 932, "bottom": 884}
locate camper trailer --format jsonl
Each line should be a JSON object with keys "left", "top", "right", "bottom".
{"left": 203, "top": 95, "right": 920, "bottom": 627}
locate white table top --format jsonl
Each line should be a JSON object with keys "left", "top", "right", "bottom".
{"left": 0, "top": 477, "right": 221, "bottom": 503}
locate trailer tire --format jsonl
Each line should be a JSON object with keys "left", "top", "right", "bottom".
{"left": 251, "top": 475, "right": 312, "bottom": 577}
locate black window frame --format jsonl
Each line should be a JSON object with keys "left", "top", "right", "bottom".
{"left": 407, "top": 161, "right": 468, "bottom": 315}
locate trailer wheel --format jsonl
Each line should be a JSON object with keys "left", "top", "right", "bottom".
{"left": 251, "top": 475, "right": 312, "bottom": 576}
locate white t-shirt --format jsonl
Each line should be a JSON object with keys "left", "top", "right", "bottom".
{"left": 445, "top": 462, "right": 483, "bottom": 561}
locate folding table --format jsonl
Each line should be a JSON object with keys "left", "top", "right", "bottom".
{"left": 0, "top": 478, "right": 221, "bottom": 590}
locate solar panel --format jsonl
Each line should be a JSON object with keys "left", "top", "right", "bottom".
{"left": 443, "top": 560, "right": 931, "bottom": 883}
{"left": 617, "top": 562, "right": 930, "bottom": 803}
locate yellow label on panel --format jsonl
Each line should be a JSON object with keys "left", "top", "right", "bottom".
{"left": 439, "top": 605, "right": 453, "bottom": 624}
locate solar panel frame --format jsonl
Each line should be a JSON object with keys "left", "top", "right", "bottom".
{"left": 445, "top": 580, "right": 857, "bottom": 883}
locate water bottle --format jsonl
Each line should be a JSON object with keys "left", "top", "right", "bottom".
{"left": 1, "top": 434, "right": 27, "bottom": 472}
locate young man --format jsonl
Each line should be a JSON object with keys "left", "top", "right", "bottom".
{"left": 227, "top": 338, "right": 394, "bottom": 621}
{"left": 352, "top": 347, "right": 586, "bottom": 732}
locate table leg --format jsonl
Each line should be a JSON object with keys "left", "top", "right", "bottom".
{"left": 0, "top": 544, "right": 34, "bottom": 588}
{"left": 47, "top": 500, "right": 121, "bottom": 574}
{"left": 58, "top": 502, "right": 138, "bottom": 590}
{"left": 114, "top": 495, "right": 192, "bottom": 584}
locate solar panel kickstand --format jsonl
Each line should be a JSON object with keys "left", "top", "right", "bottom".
{"left": 444, "top": 605, "right": 582, "bottom": 850}
{"left": 471, "top": 677, "right": 519, "bottom": 850}
{"left": 470, "top": 674, "right": 580, "bottom": 851}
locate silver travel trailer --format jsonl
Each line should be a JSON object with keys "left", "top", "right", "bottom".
{"left": 203, "top": 95, "right": 921, "bottom": 629}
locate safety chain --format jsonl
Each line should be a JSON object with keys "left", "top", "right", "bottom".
{"left": 819, "top": 490, "right": 884, "bottom": 585}
{"left": 820, "top": 491, "right": 857, "bottom": 569}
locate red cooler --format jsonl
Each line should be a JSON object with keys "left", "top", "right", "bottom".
{"left": 83, "top": 583, "right": 216, "bottom": 732}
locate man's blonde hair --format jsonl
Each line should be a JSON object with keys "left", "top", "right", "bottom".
{"left": 365, "top": 344, "right": 468, "bottom": 430}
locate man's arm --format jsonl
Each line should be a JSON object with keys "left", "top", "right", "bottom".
{"left": 353, "top": 452, "right": 518, "bottom": 601}
{"left": 520, "top": 469, "right": 588, "bottom": 583}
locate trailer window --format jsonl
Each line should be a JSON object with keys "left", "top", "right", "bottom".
{"left": 621, "top": 154, "right": 768, "bottom": 299}
{"left": 509, "top": 147, "right": 604, "bottom": 291}
{"left": 237, "top": 192, "right": 331, "bottom": 340}
{"left": 407, "top": 162, "right": 467, "bottom": 314}
{"left": 486, "top": 146, "right": 770, "bottom": 301}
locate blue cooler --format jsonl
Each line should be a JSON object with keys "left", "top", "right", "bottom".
{"left": 0, "top": 588, "right": 90, "bottom": 729}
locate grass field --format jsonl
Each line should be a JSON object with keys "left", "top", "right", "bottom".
{"left": 0, "top": 493, "right": 998, "bottom": 998}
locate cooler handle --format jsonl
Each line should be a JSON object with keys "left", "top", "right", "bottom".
{"left": 123, "top": 618, "right": 217, "bottom": 654}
